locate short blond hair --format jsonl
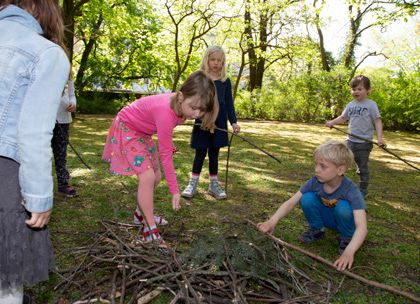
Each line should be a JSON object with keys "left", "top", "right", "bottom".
{"left": 314, "top": 140, "right": 354, "bottom": 168}
{"left": 200, "top": 45, "right": 227, "bottom": 82}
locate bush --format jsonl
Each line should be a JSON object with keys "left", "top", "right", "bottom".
{"left": 76, "top": 91, "right": 134, "bottom": 114}
{"left": 233, "top": 67, "right": 419, "bottom": 131}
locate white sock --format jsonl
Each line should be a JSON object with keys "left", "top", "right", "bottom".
{"left": 0, "top": 287, "right": 23, "bottom": 304}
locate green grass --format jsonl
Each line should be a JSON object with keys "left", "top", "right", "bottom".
{"left": 32, "top": 115, "right": 419, "bottom": 303}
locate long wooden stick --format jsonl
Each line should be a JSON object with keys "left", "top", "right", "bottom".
{"left": 246, "top": 219, "right": 420, "bottom": 303}
{"left": 331, "top": 126, "right": 420, "bottom": 171}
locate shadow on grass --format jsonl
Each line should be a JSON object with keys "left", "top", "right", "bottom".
{"left": 33, "top": 115, "right": 419, "bottom": 303}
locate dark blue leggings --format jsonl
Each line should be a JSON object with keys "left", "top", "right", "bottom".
{"left": 192, "top": 147, "right": 220, "bottom": 175}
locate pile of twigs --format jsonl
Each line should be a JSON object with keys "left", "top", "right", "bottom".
{"left": 54, "top": 219, "right": 339, "bottom": 303}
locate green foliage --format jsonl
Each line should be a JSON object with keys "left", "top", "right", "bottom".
{"left": 74, "top": 0, "right": 161, "bottom": 90}
{"left": 234, "top": 66, "right": 419, "bottom": 130}
{"left": 235, "top": 68, "right": 351, "bottom": 122}
{"left": 77, "top": 92, "right": 132, "bottom": 114}
{"left": 181, "top": 232, "right": 279, "bottom": 278}
{"left": 370, "top": 69, "right": 420, "bottom": 131}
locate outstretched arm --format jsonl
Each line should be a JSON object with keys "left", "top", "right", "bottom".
{"left": 333, "top": 209, "right": 367, "bottom": 271}
{"left": 257, "top": 191, "right": 302, "bottom": 233}
{"left": 326, "top": 115, "right": 347, "bottom": 128}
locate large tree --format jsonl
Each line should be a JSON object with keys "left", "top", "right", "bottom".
{"left": 309, "top": 0, "right": 418, "bottom": 75}
{"left": 69, "top": 0, "right": 159, "bottom": 91}
{"left": 62, "top": 0, "right": 89, "bottom": 63}
{"left": 162, "top": 0, "right": 226, "bottom": 91}
{"left": 243, "top": 0, "right": 301, "bottom": 91}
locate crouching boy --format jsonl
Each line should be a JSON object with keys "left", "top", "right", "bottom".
{"left": 257, "top": 140, "right": 367, "bottom": 271}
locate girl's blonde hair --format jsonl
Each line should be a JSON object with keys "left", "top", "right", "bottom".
{"left": 314, "top": 140, "right": 354, "bottom": 169}
{"left": 200, "top": 45, "right": 227, "bottom": 82}
{"left": 1, "top": 0, "right": 65, "bottom": 47}
{"left": 171, "top": 71, "right": 219, "bottom": 132}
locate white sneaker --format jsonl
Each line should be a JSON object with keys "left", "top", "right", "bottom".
{"left": 181, "top": 178, "right": 199, "bottom": 198}
{"left": 208, "top": 180, "right": 227, "bottom": 199}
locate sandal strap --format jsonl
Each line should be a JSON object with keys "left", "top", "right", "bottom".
{"left": 135, "top": 210, "right": 168, "bottom": 226}
{"left": 142, "top": 227, "right": 160, "bottom": 239}
{"left": 155, "top": 215, "right": 164, "bottom": 225}
{"left": 134, "top": 210, "right": 144, "bottom": 223}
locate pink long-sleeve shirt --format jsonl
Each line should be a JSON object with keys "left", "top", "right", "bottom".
{"left": 118, "top": 93, "right": 184, "bottom": 194}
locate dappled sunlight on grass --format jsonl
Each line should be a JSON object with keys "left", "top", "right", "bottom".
{"left": 69, "top": 168, "right": 92, "bottom": 178}
{"left": 43, "top": 115, "right": 420, "bottom": 303}
{"left": 383, "top": 199, "right": 418, "bottom": 213}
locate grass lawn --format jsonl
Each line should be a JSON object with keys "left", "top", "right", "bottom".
{"left": 33, "top": 114, "right": 419, "bottom": 303}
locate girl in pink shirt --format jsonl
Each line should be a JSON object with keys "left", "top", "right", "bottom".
{"left": 102, "top": 71, "right": 219, "bottom": 245}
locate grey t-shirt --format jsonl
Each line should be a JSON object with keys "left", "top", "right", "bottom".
{"left": 342, "top": 99, "right": 380, "bottom": 143}
{"left": 300, "top": 176, "right": 366, "bottom": 210}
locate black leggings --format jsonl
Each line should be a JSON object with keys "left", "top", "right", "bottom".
{"left": 192, "top": 147, "right": 220, "bottom": 176}
{"left": 51, "top": 123, "right": 70, "bottom": 187}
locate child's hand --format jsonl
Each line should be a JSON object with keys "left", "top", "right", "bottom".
{"left": 333, "top": 250, "right": 354, "bottom": 271}
{"left": 172, "top": 146, "right": 178, "bottom": 154}
{"left": 172, "top": 193, "right": 181, "bottom": 211}
{"left": 25, "top": 210, "right": 52, "bottom": 228}
{"left": 257, "top": 220, "right": 275, "bottom": 234}
{"left": 232, "top": 123, "right": 240, "bottom": 134}
{"left": 325, "top": 121, "right": 334, "bottom": 128}
{"left": 377, "top": 139, "right": 386, "bottom": 148}
{"left": 66, "top": 104, "right": 76, "bottom": 112}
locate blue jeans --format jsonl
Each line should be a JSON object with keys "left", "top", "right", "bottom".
{"left": 300, "top": 192, "right": 355, "bottom": 238}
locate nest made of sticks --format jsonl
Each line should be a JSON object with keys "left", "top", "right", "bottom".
{"left": 53, "top": 219, "right": 343, "bottom": 304}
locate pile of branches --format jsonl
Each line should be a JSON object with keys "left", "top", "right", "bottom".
{"left": 54, "top": 219, "right": 341, "bottom": 304}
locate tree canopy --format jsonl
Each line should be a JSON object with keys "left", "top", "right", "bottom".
{"left": 63, "top": 0, "right": 419, "bottom": 130}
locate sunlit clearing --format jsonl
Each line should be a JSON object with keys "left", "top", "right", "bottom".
{"left": 70, "top": 168, "right": 93, "bottom": 178}
{"left": 384, "top": 199, "right": 418, "bottom": 213}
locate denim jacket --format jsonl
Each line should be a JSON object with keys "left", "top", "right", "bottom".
{"left": 0, "top": 5, "right": 70, "bottom": 213}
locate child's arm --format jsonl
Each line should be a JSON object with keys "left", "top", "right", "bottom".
{"left": 374, "top": 118, "right": 386, "bottom": 146}
{"left": 66, "top": 79, "right": 77, "bottom": 112}
{"left": 326, "top": 115, "right": 347, "bottom": 128}
{"left": 333, "top": 209, "right": 367, "bottom": 271}
{"left": 257, "top": 191, "right": 302, "bottom": 233}
{"left": 225, "top": 79, "right": 239, "bottom": 133}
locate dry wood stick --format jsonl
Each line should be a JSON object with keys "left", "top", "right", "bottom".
{"left": 120, "top": 258, "right": 127, "bottom": 304}
{"left": 111, "top": 269, "right": 118, "bottom": 304}
{"left": 171, "top": 251, "right": 203, "bottom": 303}
{"left": 247, "top": 219, "right": 420, "bottom": 303}
{"left": 100, "top": 220, "right": 136, "bottom": 254}
{"left": 223, "top": 243, "right": 247, "bottom": 303}
{"left": 331, "top": 125, "right": 420, "bottom": 171}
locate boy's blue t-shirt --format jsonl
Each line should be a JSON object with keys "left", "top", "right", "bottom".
{"left": 300, "top": 176, "right": 366, "bottom": 210}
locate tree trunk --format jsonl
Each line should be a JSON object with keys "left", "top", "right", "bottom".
{"left": 62, "top": 0, "right": 75, "bottom": 62}
{"left": 75, "top": 15, "right": 104, "bottom": 91}
{"left": 342, "top": 4, "right": 362, "bottom": 69}
{"left": 312, "top": 0, "right": 330, "bottom": 71}
{"left": 244, "top": 0, "right": 269, "bottom": 91}
{"left": 244, "top": 1, "right": 257, "bottom": 91}
{"left": 233, "top": 51, "right": 246, "bottom": 100}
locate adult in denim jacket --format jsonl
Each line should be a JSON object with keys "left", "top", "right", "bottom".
{"left": 0, "top": 1, "right": 69, "bottom": 303}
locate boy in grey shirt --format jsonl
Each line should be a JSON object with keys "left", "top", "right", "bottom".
{"left": 326, "top": 75, "right": 386, "bottom": 197}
